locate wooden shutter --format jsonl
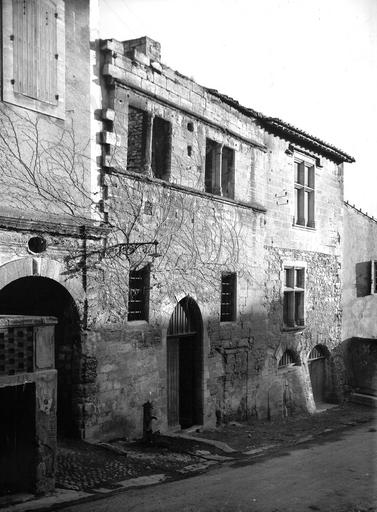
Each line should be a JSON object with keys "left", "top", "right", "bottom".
{"left": 13, "top": 0, "right": 57, "bottom": 103}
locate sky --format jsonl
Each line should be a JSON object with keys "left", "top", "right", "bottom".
{"left": 99, "top": 0, "right": 377, "bottom": 218}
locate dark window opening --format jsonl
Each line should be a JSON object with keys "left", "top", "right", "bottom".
{"left": 220, "top": 272, "right": 236, "bottom": 322}
{"left": 187, "top": 122, "right": 194, "bottom": 132}
{"left": 187, "top": 145, "right": 192, "bottom": 157}
{"left": 128, "top": 266, "right": 150, "bottom": 321}
{"left": 205, "top": 139, "right": 234, "bottom": 199}
{"left": 152, "top": 116, "right": 171, "bottom": 180}
{"left": 127, "top": 106, "right": 148, "bottom": 173}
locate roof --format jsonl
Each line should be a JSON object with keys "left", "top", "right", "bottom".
{"left": 206, "top": 88, "right": 355, "bottom": 164}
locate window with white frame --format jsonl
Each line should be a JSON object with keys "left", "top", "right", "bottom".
{"left": 283, "top": 266, "right": 305, "bottom": 328}
{"left": 294, "top": 157, "right": 315, "bottom": 228}
{"left": 2, "top": 0, "right": 65, "bottom": 118}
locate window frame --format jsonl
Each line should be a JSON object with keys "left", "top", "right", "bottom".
{"left": 371, "top": 260, "right": 377, "bottom": 295}
{"left": 281, "top": 260, "right": 307, "bottom": 330}
{"left": 220, "top": 272, "right": 237, "bottom": 322}
{"left": 2, "top": 0, "right": 65, "bottom": 119}
{"left": 205, "top": 138, "right": 235, "bottom": 199}
{"left": 127, "top": 265, "right": 150, "bottom": 322}
{"left": 126, "top": 105, "right": 171, "bottom": 180}
{"left": 293, "top": 154, "right": 315, "bottom": 229}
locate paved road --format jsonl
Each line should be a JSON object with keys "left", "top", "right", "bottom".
{"left": 61, "top": 424, "right": 377, "bottom": 512}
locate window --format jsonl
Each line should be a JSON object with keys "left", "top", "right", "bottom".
{"left": 2, "top": 0, "right": 65, "bottom": 118}
{"left": 205, "top": 139, "right": 234, "bottom": 199}
{"left": 127, "top": 107, "right": 171, "bottom": 180}
{"left": 294, "top": 158, "right": 315, "bottom": 228}
{"left": 151, "top": 116, "right": 171, "bottom": 180}
{"left": 371, "top": 260, "right": 377, "bottom": 295}
{"left": 220, "top": 272, "right": 236, "bottom": 322}
{"left": 283, "top": 266, "right": 305, "bottom": 328}
{"left": 128, "top": 266, "right": 150, "bottom": 321}
{"left": 278, "top": 350, "right": 298, "bottom": 368}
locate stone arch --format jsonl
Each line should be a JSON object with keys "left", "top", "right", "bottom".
{"left": 0, "top": 257, "right": 86, "bottom": 437}
{"left": 307, "top": 344, "right": 332, "bottom": 405}
{"left": 275, "top": 344, "right": 301, "bottom": 368}
{"left": 166, "top": 295, "right": 204, "bottom": 429}
{"left": 0, "top": 257, "right": 85, "bottom": 308}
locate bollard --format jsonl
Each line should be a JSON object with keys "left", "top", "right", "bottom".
{"left": 143, "top": 400, "right": 157, "bottom": 444}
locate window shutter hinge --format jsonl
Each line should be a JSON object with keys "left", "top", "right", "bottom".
{"left": 55, "top": 12, "right": 58, "bottom": 18}
{"left": 10, "top": 79, "right": 15, "bottom": 85}
{"left": 55, "top": 94, "right": 59, "bottom": 100}
{"left": 10, "top": 34, "right": 14, "bottom": 41}
{"left": 55, "top": 54, "right": 59, "bottom": 60}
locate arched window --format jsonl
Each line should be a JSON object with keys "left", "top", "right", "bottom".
{"left": 308, "top": 345, "right": 327, "bottom": 361}
{"left": 278, "top": 349, "right": 299, "bottom": 368}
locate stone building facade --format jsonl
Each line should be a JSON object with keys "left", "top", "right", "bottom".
{"left": 94, "top": 36, "right": 354, "bottom": 439}
{"left": 342, "top": 203, "right": 377, "bottom": 400}
{"left": 0, "top": 0, "right": 103, "bottom": 495}
{"left": 0, "top": 0, "right": 358, "bottom": 483}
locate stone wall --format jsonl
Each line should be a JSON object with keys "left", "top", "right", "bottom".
{"left": 83, "top": 36, "right": 350, "bottom": 440}
{"left": 343, "top": 204, "right": 377, "bottom": 341}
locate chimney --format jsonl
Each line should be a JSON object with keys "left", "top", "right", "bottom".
{"left": 122, "top": 36, "right": 161, "bottom": 62}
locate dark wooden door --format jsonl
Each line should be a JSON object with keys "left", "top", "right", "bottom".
{"left": 179, "top": 336, "right": 194, "bottom": 428}
{"left": 309, "top": 358, "right": 326, "bottom": 403}
{"left": 167, "top": 337, "right": 179, "bottom": 428}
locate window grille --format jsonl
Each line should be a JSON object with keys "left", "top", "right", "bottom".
{"left": 220, "top": 272, "right": 236, "bottom": 322}
{"left": 0, "top": 327, "right": 34, "bottom": 375}
{"left": 128, "top": 266, "right": 149, "bottom": 321}
{"left": 278, "top": 350, "right": 297, "bottom": 368}
{"left": 308, "top": 345, "right": 326, "bottom": 361}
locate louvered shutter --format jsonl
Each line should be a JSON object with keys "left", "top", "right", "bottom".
{"left": 13, "top": 0, "right": 57, "bottom": 104}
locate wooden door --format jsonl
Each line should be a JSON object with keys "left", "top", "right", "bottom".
{"left": 167, "top": 337, "right": 179, "bottom": 428}
{"left": 309, "top": 358, "right": 326, "bottom": 403}
{"left": 179, "top": 336, "right": 194, "bottom": 428}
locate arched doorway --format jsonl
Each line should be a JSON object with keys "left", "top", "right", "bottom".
{"left": 167, "top": 297, "right": 203, "bottom": 429}
{"left": 0, "top": 276, "right": 81, "bottom": 437}
{"left": 308, "top": 345, "right": 329, "bottom": 404}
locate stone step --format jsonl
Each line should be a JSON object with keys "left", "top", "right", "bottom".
{"left": 350, "top": 393, "right": 377, "bottom": 408}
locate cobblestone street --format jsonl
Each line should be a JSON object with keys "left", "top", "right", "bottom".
{"left": 55, "top": 403, "right": 375, "bottom": 493}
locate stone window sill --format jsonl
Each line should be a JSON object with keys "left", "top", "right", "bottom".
{"left": 282, "top": 325, "right": 306, "bottom": 333}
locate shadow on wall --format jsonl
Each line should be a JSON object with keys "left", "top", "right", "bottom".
{"left": 356, "top": 261, "right": 372, "bottom": 297}
{"left": 212, "top": 298, "right": 345, "bottom": 424}
{"left": 344, "top": 338, "right": 377, "bottom": 396}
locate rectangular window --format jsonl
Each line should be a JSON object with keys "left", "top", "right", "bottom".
{"left": 205, "top": 139, "right": 234, "bottom": 199}
{"left": 371, "top": 260, "right": 377, "bottom": 295}
{"left": 283, "top": 266, "right": 305, "bottom": 328}
{"left": 2, "top": 0, "right": 65, "bottom": 117}
{"left": 127, "top": 108, "right": 171, "bottom": 180}
{"left": 127, "top": 106, "right": 148, "bottom": 173}
{"left": 294, "top": 159, "right": 315, "bottom": 228}
{"left": 128, "top": 266, "right": 149, "bottom": 321}
{"left": 151, "top": 116, "right": 171, "bottom": 180}
{"left": 220, "top": 272, "right": 236, "bottom": 322}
